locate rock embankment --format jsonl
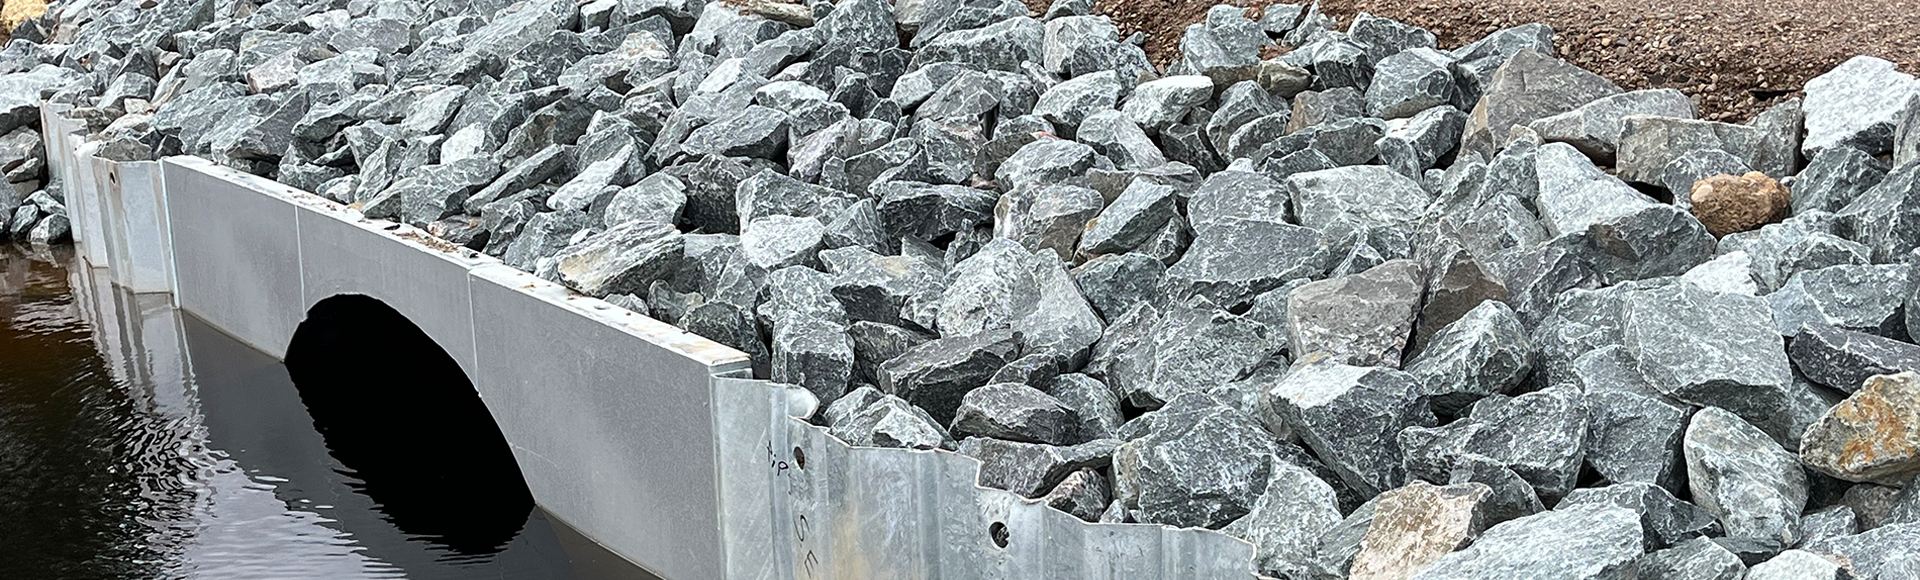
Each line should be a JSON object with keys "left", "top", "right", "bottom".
{"left": 6, "top": 0, "right": 1920, "bottom": 577}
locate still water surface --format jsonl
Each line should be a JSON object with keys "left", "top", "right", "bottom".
{"left": 0, "top": 245, "right": 656, "bottom": 579}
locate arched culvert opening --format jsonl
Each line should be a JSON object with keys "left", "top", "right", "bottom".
{"left": 284, "top": 294, "right": 533, "bottom": 557}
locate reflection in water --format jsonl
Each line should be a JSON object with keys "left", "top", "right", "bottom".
{"left": 0, "top": 245, "right": 659, "bottom": 580}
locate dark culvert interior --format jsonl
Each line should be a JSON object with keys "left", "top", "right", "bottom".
{"left": 284, "top": 294, "right": 534, "bottom": 557}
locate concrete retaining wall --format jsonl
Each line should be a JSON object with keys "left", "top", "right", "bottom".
{"left": 43, "top": 108, "right": 1263, "bottom": 580}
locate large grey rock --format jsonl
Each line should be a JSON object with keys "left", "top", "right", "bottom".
{"left": 1745, "top": 550, "right": 1848, "bottom": 580}
{"left": 550, "top": 145, "right": 641, "bottom": 212}
{"left": 1267, "top": 361, "right": 1435, "bottom": 497}
{"left": 941, "top": 240, "right": 1101, "bottom": 361}
{"left": 1684, "top": 406, "right": 1809, "bottom": 546}
{"left": 878, "top": 329, "right": 1023, "bottom": 424}
{"left": 1459, "top": 50, "right": 1622, "bottom": 159}
{"left": 1220, "top": 463, "right": 1344, "bottom": 578}
{"left": 817, "top": 0, "right": 896, "bottom": 52}
{"left": 1076, "top": 110, "right": 1166, "bottom": 170}
{"left": 1113, "top": 402, "right": 1283, "bottom": 528}
{"left": 1039, "top": 15, "right": 1152, "bottom": 81}
{"left": 1377, "top": 105, "right": 1469, "bottom": 178}
{"left": 949, "top": 383, "right": 1082, "bottom": 445}
{"left": 823, "top": 246, "right": 945, "bottom": 331}
{"left": 1049, "top": 374, "right": 1123, "bottom": 440}
{"left": 1400, "top": 385, "right": 1589, "bottom": 504}
{"left": 1767, "top": 264, "right": 1911, "bottom": 338}
{"left": 1412, "top": 247, "right": 1510, "bottom": 350}
{"left": 1622, "top": 537, "right": 1747, "bottom": 580}
{"left": 758, "top": 265, "right": 856, "bottom": 401}
{"left": 874, "top": 181, "right": 998, "bottom": 242}
{"left": 848, "top": 321, "right": 931, "bottom": 387}
{"left": 740, "top": 215, "right": 828, "bottom": 270}
{"left": 1367, "top": 47, "right": 1456, "bottom": 120}
{"left": 1579, "top": 350, "right": 1692, "bottom": 491}
{"left": 1187, "top": 169, "right": 1291, "bottom": 236}
{"left": 1615, "top": 115, "right": 1761, "bottom": 186}
{"left": 1801, "top": 55, "right": 1920, "bottom": 157}
{"left": 961, "top": 437, "right": 1119, "bottom": 498}
{"left": 1348, "top": 13, "right": 1437, "bottom": 63}
{"left": 915, "top": 17, "right": 1046, "bottom": 73}
{"left": 1100, "top": 303, "right": 1282, "bottom": 409}
{"left": 1404, "top": 504, "right": 1644, "bottom": 580}
{"left": 935, "top": 239, "right": 1037, "bottom": 337}
{"left": 1898, "top": 92, "right": 1920, "bottom": 166}
{"left": 683, "top": 105, "right": 790, "bottom": 159}
{"left": 1345, "top": 481, "right": 1492, "bottom": 580}
{"left": 993, "top": 183, "right": 1103, "bottom": 260}
{"left": 1070, "top": 253, "right": 1165, "bottom": 322}
{"left": 1180, "top": 22, "right": 1259, "bottom": 89}
{"left": 1718, "top": 217, "right": 1872, "bottom": 294}
{"left": 1041, "top": 468, "right": 1111, "bottom": 522}
{"left": 1032, "top": 70, "right": 1123, "bottom": 135}
{"left": 1286, "top": 260, "right": 1425, "bottom": 367}
{"left": 1680, "top": 250, "right": 1761, "bottom": 296}
{"left": 1527, "top": 88, "right": 1696, "bottom": 165}
{"left": 1792, "top": 146, "right": 1891, "bottom": 215}
{"left": 1529, "top": 142, "right": 1656, "bottom": 237}
{"left": 1558, "top": 482, "right": 1721, "bottom": 550}
{"left": 1798, "top": 505, "right": 1861, "bottom": 547}
{"left": 1166, "top": 218, "right": 1323, "bottom": 308}
{"left": 1288, "top": 87, "right": 1367, "bottom": 133}
{"left": 1799, "top": 372, "right": 1920, "bottom": 486}
{"left": 1800, "top": 522, "right": 1920, "bottom": 580}
{"left": 1403, "top": 301, "right": 1534, "bottom": 417}
{"left": 1623, "top": 276, "right": 1796, "bottom": 440}
{"left": 1207, "top": 81, "right": 1283, "bottom": 155}
{"left": 996, "top": 138, "right": 1095, "bottom": 191}
{"left": 1747, "top": 97, "right": 1805, "bottom": 178}
{"left": 1079, "top": 179, "right": 1176, "bottom": 255}
{"left": 1837, "top": 159, "right": 1920, "bottom": 263}
{"left": 1288, "top": 165, "right": 1429, "bottom": 233}
{"left": 605, "top": 173, "right": 689, "bottom": 227}
{"left": 735, "top": 169, "right": 858, "bottom": 234}
{"left": 1121, "top": 75, "right": 1213, "bottom": 133}
{"left": 1447, "top": 23, "right": 1555, "bottom": 101}
{"left": 829, "top": 390, "right": 953, "bottom": 450}
{"left": 1791, "top": 325, "right": 1920, "bottom": 393}
{"left": 550, "top": 220, "right": 686, "bottom": 297}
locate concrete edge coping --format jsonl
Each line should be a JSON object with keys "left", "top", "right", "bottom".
{"left": 160, "top": 154, "right": 754, "bottom": 373}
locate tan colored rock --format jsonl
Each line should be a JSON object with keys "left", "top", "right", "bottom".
{"left": 1347, "top": 481, "right": 1492, "bottom": 580}
{"left": 1800, "top": 372, "right": 1920, "bottom": 486}
{"left": 1688, "top": 171, "right": 1790, "bottom": 237}
{"left": 748, "top": 0, "right": 814, "bottom": 27}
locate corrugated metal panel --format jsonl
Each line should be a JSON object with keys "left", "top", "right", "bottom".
{"left": 715, "top": 377, "right": 1262, "bottom": 580}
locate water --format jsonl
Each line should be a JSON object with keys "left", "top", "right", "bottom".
{"left": 0, "top": 244, "right": 660, "bottom": 580}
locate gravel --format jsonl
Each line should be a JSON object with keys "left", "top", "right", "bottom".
{"left": 14, "top": 0, "right": 1920, "bottom": 577}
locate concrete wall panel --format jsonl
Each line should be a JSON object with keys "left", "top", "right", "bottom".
{"left": 161, "top": 157, "right": 304, "bottom": 358}
{"left": 468, "top": 263, "right": 747, "bottom": 580}
{"left": 98, "top": 159, "right": 175, "bottom": 294}
{"left": 294, "top": 205, "right": 486, "bottom": 379}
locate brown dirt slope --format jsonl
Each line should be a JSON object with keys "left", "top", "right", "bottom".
{"left": 1031, "top": 0, "right": 1920, "bottom": 121}
{"left": 2, "top": 0, "right": 53, "bottom": 45}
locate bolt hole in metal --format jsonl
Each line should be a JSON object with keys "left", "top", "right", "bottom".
{"left": 989, "top": 522, "right": 1009, "bottom": 548}
{"left": 792, "top": 446, "right": 806, "bottom": 469}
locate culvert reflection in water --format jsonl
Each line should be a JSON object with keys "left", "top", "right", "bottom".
{"left": 0, "top": 244, "right": 659, "bottom": 580}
